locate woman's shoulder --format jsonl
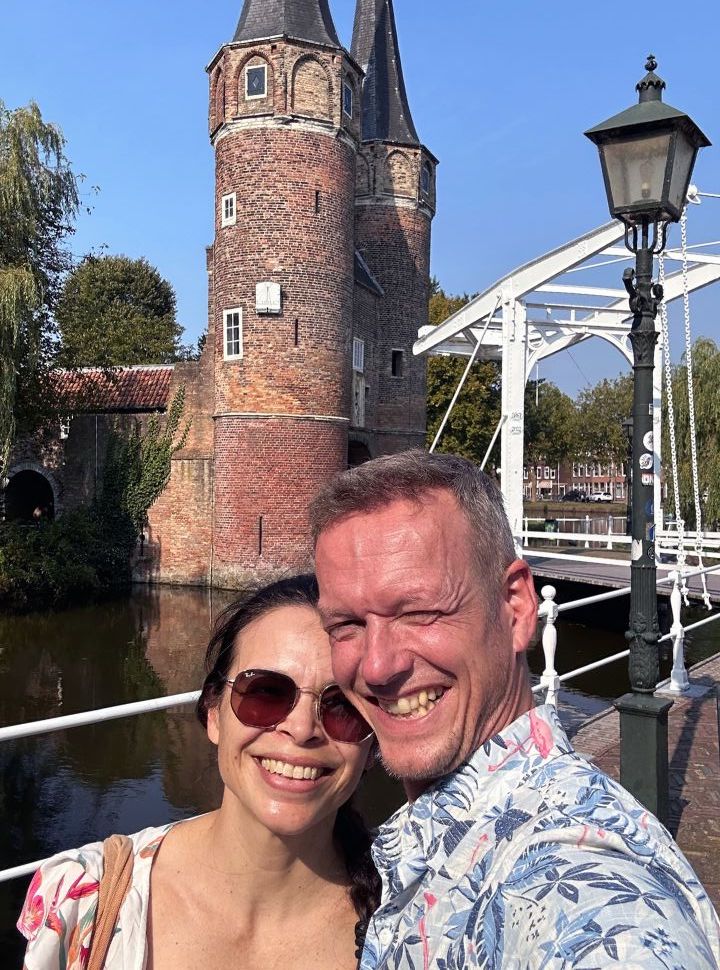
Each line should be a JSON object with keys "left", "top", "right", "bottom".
{"left": 18, "top": 824, "right": 174, "bottom": 967}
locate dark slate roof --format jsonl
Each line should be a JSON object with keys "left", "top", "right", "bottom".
{"left": 233, "top": 0, "right": 340, "bottom": 47}
{"left": 351, "top": 0, "right": 419, "bottom": 145}
{"left": 354, "top": 250, "right": 384, "bottom": 297}
{"left": 54, "top": 366, "right": 173, "bottom": 413}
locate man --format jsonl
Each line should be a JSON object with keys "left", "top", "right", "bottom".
{"left": 311, "top": 451, "right": 720, "bottom": 969}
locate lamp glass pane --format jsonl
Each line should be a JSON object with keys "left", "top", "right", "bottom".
{"left": 602, "top": 131, "right": 672, "bottom": 214}
{"left": 667, "top": 131, "right": 696, "bottom": 213}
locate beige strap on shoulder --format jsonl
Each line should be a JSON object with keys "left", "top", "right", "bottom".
{"left": 86, "top": 834, "right": 134, "bottom": 970}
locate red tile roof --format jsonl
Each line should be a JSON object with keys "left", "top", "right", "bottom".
{"left": 54, "top": 367, "right": 174, "bottom": 412}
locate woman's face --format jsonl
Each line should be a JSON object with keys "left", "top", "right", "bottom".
{"left": 207, "top": 604, "right": 373, "bottom": 838}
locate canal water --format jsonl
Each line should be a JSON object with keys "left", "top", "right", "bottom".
{"left": 1, "top": 583, "right": 718, "bottom": 963}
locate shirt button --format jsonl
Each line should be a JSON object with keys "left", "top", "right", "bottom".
{"left": 378, "top": 927, "right": 393, "bottom": 946}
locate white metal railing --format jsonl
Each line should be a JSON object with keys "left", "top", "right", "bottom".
{"left": 2, "top": 560, "right": 720, "bottom": 884}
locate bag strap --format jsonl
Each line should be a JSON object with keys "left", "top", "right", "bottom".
{"left": 86, "top": 835, "right": 134, "bottom": 970}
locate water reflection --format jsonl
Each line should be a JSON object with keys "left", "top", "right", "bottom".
{"left": 1, "top": 584, "right": 718, "bottom": 964}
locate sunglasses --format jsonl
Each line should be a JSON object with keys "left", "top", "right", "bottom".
{"left": 223, "top": 669, "right": 373, "bottom": 744}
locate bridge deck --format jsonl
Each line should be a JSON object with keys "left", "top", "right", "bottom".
{"left": 527, "top": 551, "right": 720, "bottom": 603}
{"left": 570, "top": 652, "right": 720, "bottom": 912}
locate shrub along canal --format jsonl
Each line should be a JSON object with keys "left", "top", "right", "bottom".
{"left": 1, "top": 582, "right": 718, "bottom": 961}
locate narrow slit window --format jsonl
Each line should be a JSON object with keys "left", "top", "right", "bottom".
{"left": 224, "top": 308, "right": 243, "bottom": 360}
{"left": 294, "top": 319, "right": 299, "bottom": 347}
{"left": 391, "top": 349, "right": 404, "bottom": 378}
{"left": 342, "top": 81, "right": 353, "bottom": 119}
{"left": 315, "top": 190, "right": 321, "bottom": 213}
{"left": 421, "top": 162, "right": 432, "bottom": 195}
{"left": 246, "top": 64, "right": 267, "bottom": 100}
{"left": 221, "top": 192, "right": 236, "bottom": 227}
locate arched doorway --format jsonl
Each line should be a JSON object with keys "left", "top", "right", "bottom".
{"left": 348, "top": 440, "right": 372, "bottom": 468}
{"left": 4, "top": 470, "right": 55, "bottom": 523}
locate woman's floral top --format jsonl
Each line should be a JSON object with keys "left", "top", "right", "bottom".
{"left": 18, "top": 823, "right": 174, "bottom": 970}
{"left": 362, "top": 705, "right": 720, "bottom": 970}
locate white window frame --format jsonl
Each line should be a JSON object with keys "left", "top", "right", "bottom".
{"left": 352, "top": 337, "right": 365, "bottom": 374}
{"left": 544, "top": 466, "right": 550, "bottom": 479}
{"left": 342, "top": 80, "right": 353, "bottom": 119}
{"left": 550, "top": 468, "right": 556, "bottom": 480}
{"left": 221, "top": 192, "right": 237, "bottom": 227}
{"left": 536, "top": 466, "right": 542, "bottom": 479}
{"left": 223, "top": 307, "right": 243, "bottom": 360}
{"left": 246, "top": 64, "right": 267, "bottom": 100}
{"left": 523, "top": 467, "right": 528, "bottom": 480}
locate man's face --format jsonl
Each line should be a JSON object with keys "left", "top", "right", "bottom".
{"left": 315, "top": 490, "right": 536, "bottom": 796}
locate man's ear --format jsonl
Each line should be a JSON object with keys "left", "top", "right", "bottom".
{"left": 503, "top": 559, "right": 538, "bottom": 655}
{"left": 207, "top": 705, "right": 220, "bottom": 747}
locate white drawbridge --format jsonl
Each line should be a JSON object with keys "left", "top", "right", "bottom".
{"left": 414, "top": 194, "right": 720, "bottom": 561}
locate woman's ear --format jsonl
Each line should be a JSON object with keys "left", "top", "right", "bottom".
{"left": 207, "top": 705, "right": 220, "bottom": 746}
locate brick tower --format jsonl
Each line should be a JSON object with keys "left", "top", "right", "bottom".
{"left": 206, "top": 0, "right": 362, "bottom": 586}
{"left": 351, "top": 0, "right": 437, "bottom": 455}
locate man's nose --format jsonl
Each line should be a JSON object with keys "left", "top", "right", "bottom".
{"left": 360, "top": 616, "right": 413, "bottom": 689}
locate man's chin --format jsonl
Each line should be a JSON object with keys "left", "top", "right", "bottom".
{"left": 377, "top": 739, "right": 462, "bottom": 791}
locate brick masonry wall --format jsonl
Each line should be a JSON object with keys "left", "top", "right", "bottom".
{"left": 212, "top": 415, "right": 347, "bottom": 587}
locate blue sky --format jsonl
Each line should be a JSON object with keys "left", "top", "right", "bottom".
{"left": 2, "top": 0, "right": 719, "bottom": 395}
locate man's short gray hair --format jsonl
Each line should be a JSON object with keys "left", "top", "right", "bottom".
{"left": 309, "top": 450, "right": 516, "bottom": 595}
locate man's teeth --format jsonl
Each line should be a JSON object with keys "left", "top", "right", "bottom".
{"left": 380, "top": 688, "right": 444, "bottom": 718}
{"left": 260, "top": 759, "right": 321, "bottom": 780}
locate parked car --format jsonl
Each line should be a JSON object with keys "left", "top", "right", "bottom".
{"left": 589, "top": 491, "right": 614, "bottom": 503}
{"left": 561, "top": 489, "right": 589, "bottom": 502}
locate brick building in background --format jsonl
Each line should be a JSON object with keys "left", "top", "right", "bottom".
{"left": 3, "top": 0, "right": 436, "bottom": 588}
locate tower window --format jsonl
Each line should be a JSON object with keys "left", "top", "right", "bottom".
{"left": 224, "top": 308, "right": 243, "bottom": 360}
{"left": 421, "top": 163, "right": 432, "bottom": 195}
{"left": 391, "top": 349, "right": 404, "bottom": 378}
{"left": 221, "top": 192, "right": 236, "bottom": 227}
{"left": 342, "top": 81, "right": 353, "bottom": 119}
{"left": 246, "top": 65, "right": 267, "bottom": 100}
{"left": 352, "top": 338, "right": 365, "bottom": 373}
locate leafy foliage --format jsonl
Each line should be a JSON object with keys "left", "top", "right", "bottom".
{"left": 0, "top": 100, "right": 80, "bottom": 475}
{"left": 665, "top": 337, "right": 720, "bottom": 529}
{"left": 575, "top": 374, "right": 633, "bottom": 467}
{"left": 426, "top": 282, "right": 502, "bottom": 465}
{"left": 56, "top": 255, "right": 183, "bottom": 367}
{"left": 524, "top": 380, "right": 579, "bottom": 466}
{"left": 98, "top": 386, "right": 191, "bottom": 535}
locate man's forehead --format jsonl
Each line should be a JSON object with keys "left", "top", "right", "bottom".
{"left": 317, "top": 490, "right": 465, "bottom": 548}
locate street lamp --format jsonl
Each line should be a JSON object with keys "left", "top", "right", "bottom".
{"left": 621, "top": 416, "right": 633, "bottom": 537}
{"left": 585, "top": 57, "right": 710, "bottom": 823}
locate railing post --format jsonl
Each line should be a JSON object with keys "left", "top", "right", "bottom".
{"left": 606, "top": 514, "right": 613, "bottom": 550}
{"left": 538, "top": 585, "right": 560, "bottom": 707}
{"left": 585, "top": 514, "right": 591, "bottom": 549}
{"left": 667, "top": 570, "right": 690, "bottom": 693}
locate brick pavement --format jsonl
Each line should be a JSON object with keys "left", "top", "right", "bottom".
{"left": 571, "top": 652, "right": 720, "bottom": 912}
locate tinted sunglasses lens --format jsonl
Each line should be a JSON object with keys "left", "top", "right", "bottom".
{"left": 320, "top": 686, "right": 372, "bottom": 743}
{"left": 230, "top": 671, "right": 296, "bottom": 728}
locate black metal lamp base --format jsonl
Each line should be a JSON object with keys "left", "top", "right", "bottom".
{"left": 615, "top": 692, "right": 674, "bottom": 827}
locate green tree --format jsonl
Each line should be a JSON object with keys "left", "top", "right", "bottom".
{"left": 0, "top": 100, "right": 80, "bottom": 475}
{"left": 524, "top": 380, "right": 579, "bottom": 466}
{"left": 56, "top": 255, "right": 183, "bottom": 367}
{"left": 576, "top": 373, "right": 633, "bottom": 467}
{"left": 666, "top": 337, "right": 720, "bottom": 529}
{"left": 426, "top": 283, "right": 502, "bottom": 464}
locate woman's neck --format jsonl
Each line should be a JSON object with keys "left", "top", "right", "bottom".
{"left": 197, "top": 800, "right": 348, "bottom": 918}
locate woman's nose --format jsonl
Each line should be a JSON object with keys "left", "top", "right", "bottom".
{"left": 275, "top": 690, "right": 324, "bottom": 744}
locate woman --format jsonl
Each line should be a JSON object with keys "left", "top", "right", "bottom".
{"left": 19, "top": 575, "right": 380, "bottom": 969}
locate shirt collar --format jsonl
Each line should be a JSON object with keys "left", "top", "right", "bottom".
{"left": 372, "top": 704, "right": 573, "bottom": 897}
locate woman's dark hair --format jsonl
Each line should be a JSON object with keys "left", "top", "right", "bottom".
{"left": 197, "top": 574, "right": 381, "bottom": 962}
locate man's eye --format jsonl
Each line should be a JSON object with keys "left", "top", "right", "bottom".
{"left": 403, "top": 611, "right": 440, "bottom": 624}
{"left": 329, "top": 621, "right": 362, "bottom": 641}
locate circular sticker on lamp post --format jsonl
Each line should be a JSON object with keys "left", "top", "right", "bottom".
{"left": 639, "top": 453, "right": 653, "bottom": 471}
{"left": 643, "top": 431, "right": 654, "bottom": 450}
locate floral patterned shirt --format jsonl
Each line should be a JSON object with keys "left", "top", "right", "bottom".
{"left": 362, "top": 705, "right": 720, "bottom": 970}
{"left": 18, "top": 823, "right": 173, "bottom": 970}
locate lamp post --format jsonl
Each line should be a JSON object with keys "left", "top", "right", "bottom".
{"left": 585, "top": 57, "right": 710, "bottom": 823}
{"left": 622, "top": 416, "right": 633, "bottom": 537}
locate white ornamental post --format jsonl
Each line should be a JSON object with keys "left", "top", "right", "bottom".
{"left": 538, "top": 585, "right": 560, "bottom": 707}
{"left": 668, "top": 571, "right": 690, "bottom": 692}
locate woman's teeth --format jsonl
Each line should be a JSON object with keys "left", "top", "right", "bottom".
{"left": 379, "top": 688, "right": 445, "bottom": 718}
{"left": 260, "top": 759, "right": 321, "bottom": 780}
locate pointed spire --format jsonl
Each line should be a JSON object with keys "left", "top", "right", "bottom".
{"left": 233, "top": 0, "right": 340, "bottom": 49}
{"left": 351, "top": 0, "right": 419, "bottom": 145}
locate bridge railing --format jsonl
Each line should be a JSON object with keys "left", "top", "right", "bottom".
{"left": 3, "top": 560, "right": 720, "bottom": 884}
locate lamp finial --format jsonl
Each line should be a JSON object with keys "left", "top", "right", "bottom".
{"left": 636, "top": 54, "right": 666, "bottom": 103}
